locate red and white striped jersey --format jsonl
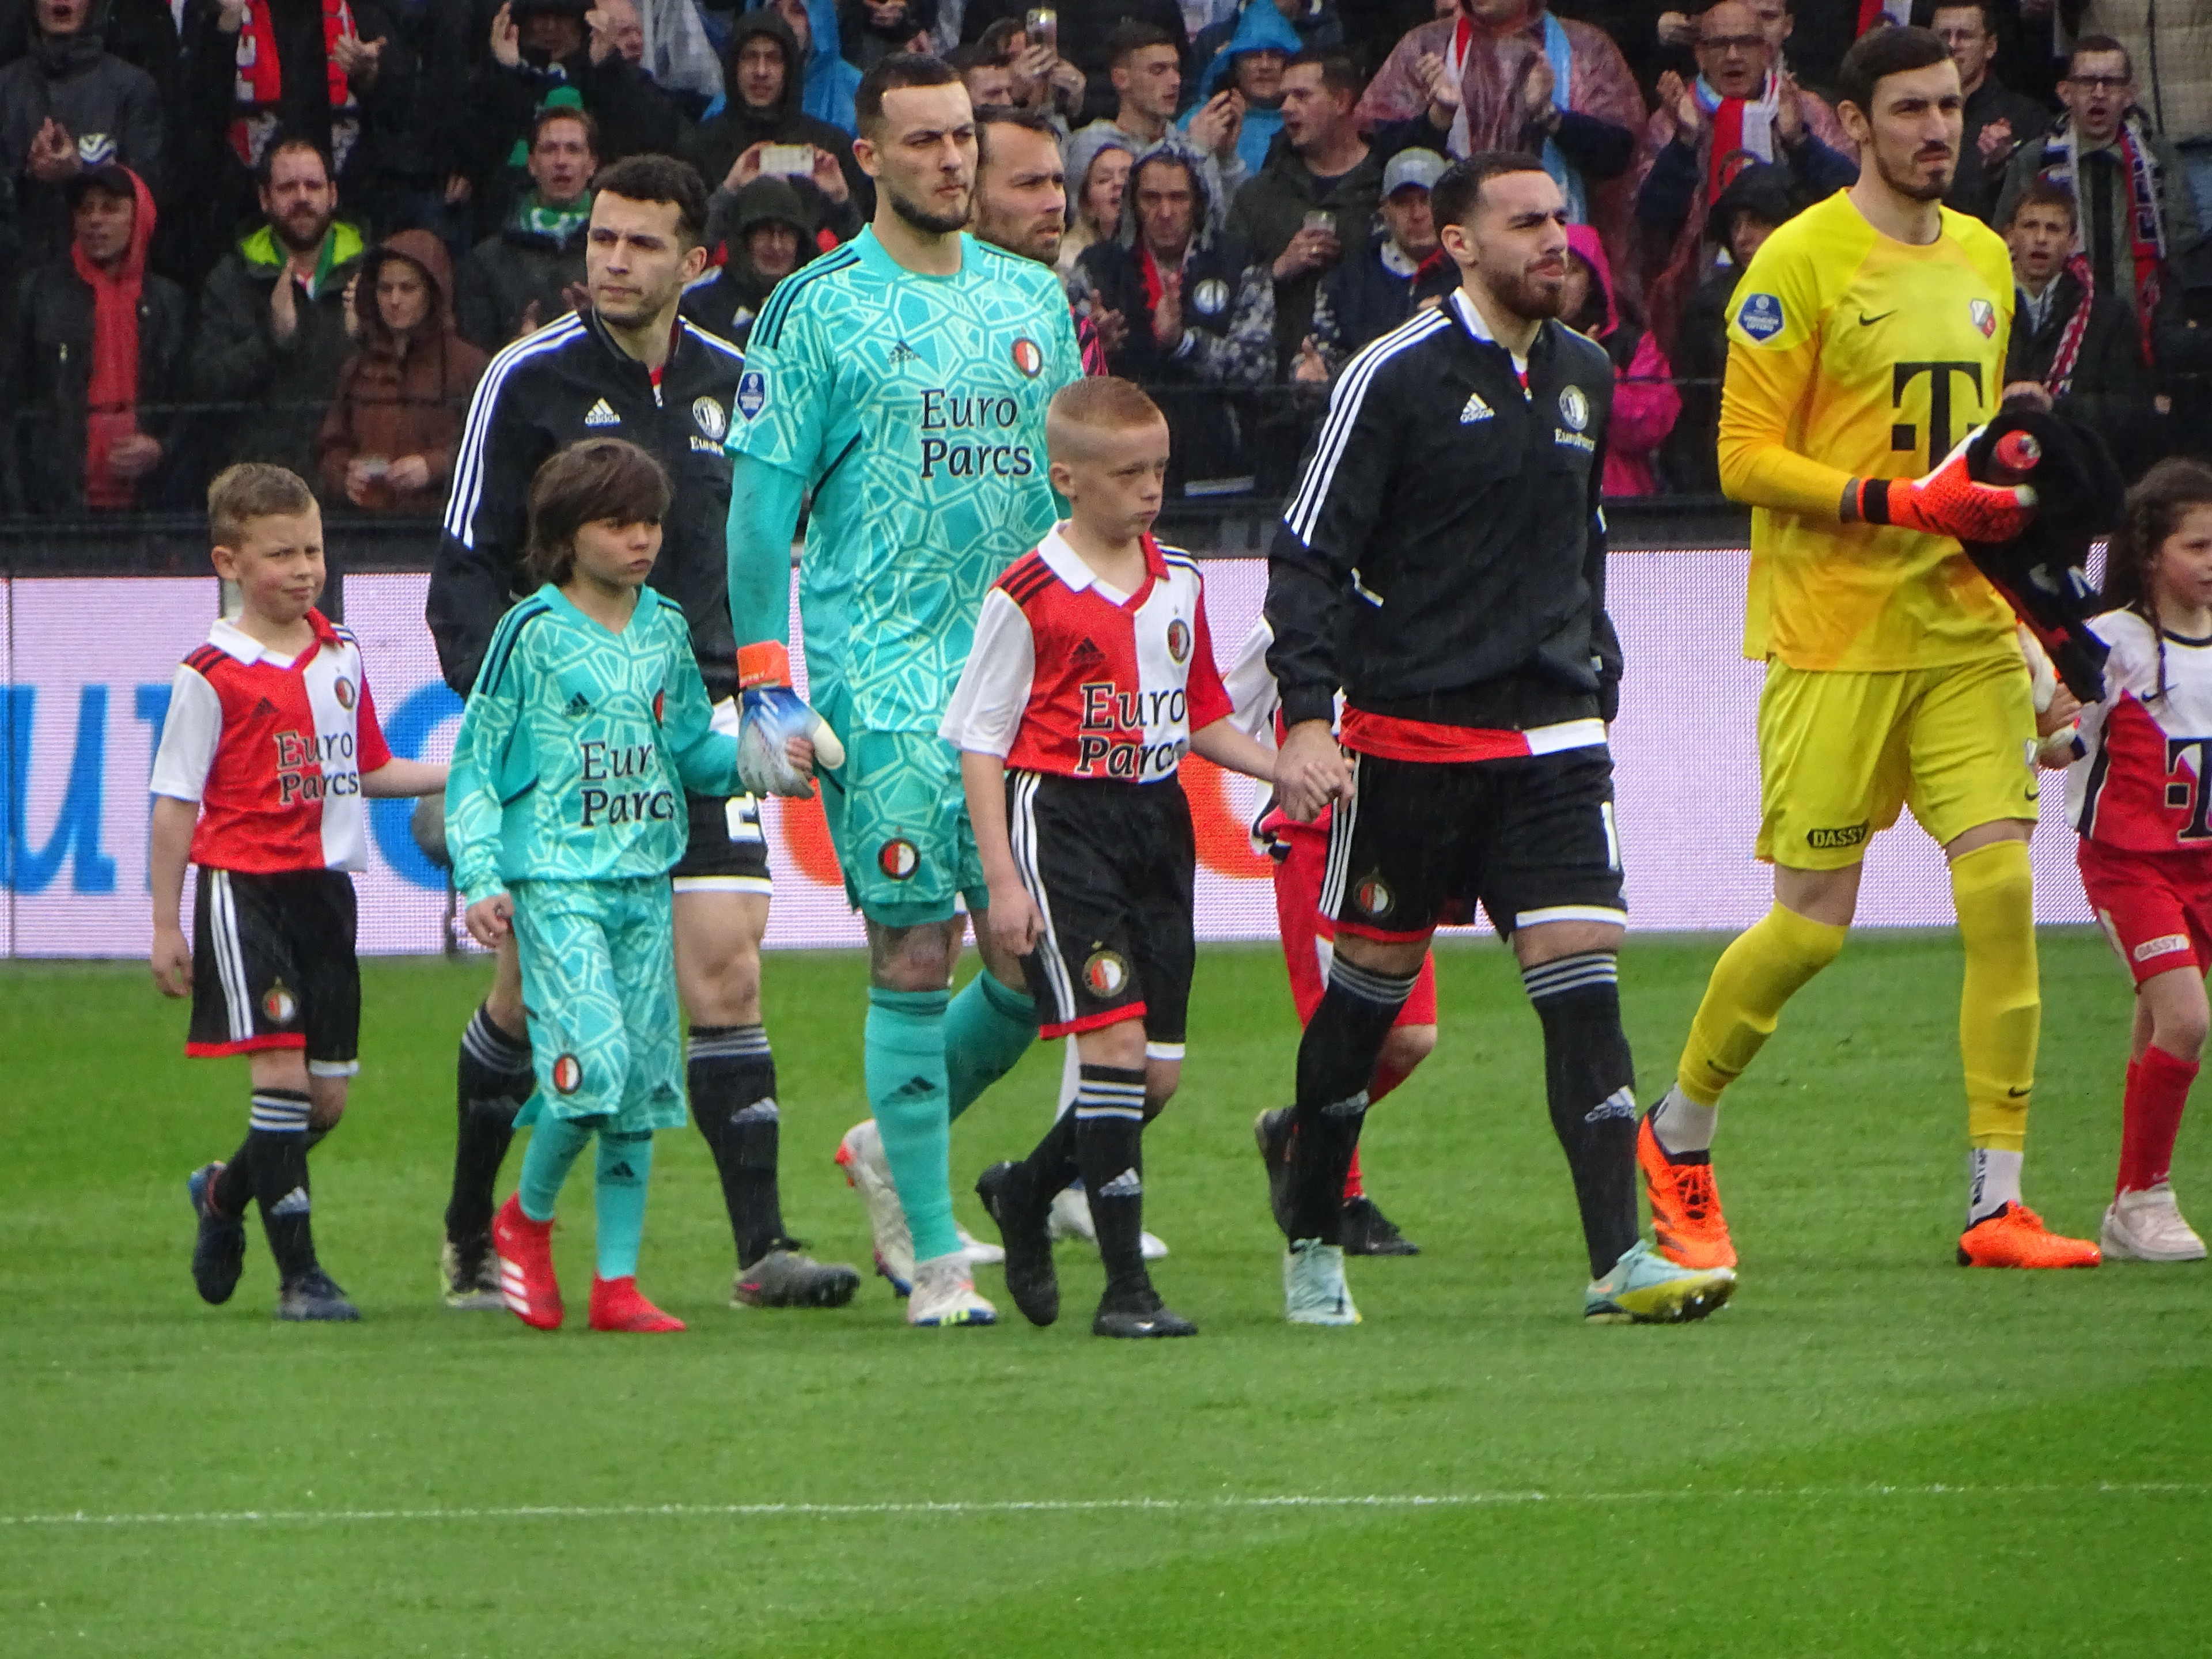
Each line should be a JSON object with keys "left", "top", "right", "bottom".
{"left": 941, "top": 528, "right": 1232, "bottom": 782}
{"left": 2068, "top": 609, "right": 2212, "bottom": 851}
{"left": 150, "top": 610, "right": 393, "bottom": 873}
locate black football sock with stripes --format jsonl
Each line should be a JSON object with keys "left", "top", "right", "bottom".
{"left": 1074, "top": 1066, "right": 1150, "bottom": 1296}
{"left": 689, "top": 1024, "right": 787, "bottom": 1268}
{"left": 1523, "top": 951, "right": 1640, "bottom": 1278}
{"left": 446, "top": 1003, "right": 532, "bottom": 1250}
{"left": 1288, "top": 959, "right": 1417, "bottom": 1244}
{"left": 247, "top": 1088, "right": 319, "bottom": 1283}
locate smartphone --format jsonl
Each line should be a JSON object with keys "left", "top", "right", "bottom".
{"left": 1025, "top": 6, "right": 1056, "bottom": 52}
{"left": 758, "top": 143, "right": 812, "bottom": 179}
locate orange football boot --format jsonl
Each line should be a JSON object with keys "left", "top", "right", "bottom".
{"left": 1956, "top": 1203, "right": 2101, "bottom": 1268}
{"left": 589, "top": 1275, "right": 687, "bottom": 1332}
{"left": 1637, "top": 1115, "right": 1738, "bottom": 1270}
{"left": 493, "top": 1194, "right": 563, "bottom": 1330}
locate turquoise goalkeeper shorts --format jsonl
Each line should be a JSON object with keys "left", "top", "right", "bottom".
{"left": 815, "top": 685, "right": 988, "bottom": 930}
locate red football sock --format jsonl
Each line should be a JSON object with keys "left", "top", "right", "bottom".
{"left": 1343, "top": 1147, "right": 1365, "bottom": 1202}
{"left": 2118, "top": 1046, "right": 2197, "bottom": 1195}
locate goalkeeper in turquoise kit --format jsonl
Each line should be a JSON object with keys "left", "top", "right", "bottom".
{"left": 448, "top": 438, "right": 778, "bottom": 1335}
{"left": 725, "top": 54, "right": 1084, "bottom": 1326}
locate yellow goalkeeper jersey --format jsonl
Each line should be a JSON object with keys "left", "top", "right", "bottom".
{"left": 1719, "top": 190, "right": 2020, "bottom": 672}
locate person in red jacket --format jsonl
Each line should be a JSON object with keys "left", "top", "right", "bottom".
{"left": 1560, "top": 222, "right": 1679, "bottom": 498}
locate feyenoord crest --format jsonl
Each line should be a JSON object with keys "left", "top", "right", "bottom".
{"left": 1084, "top": 948, "right": 1129, "bottom": 997}
{"left": 652, "top": 688, "right": 666, "bottom": 724}
{"left": 737, "top": 369, "right": 767, "bottom": 419}
{"left": 1166, "top": 618, "right": 1191, "bottom": 664}
{"left": 331, "top": 676, "right": 355, "bottom": 710}
{"left": 692, "top": 396, "right": 728, "bottom": 441}
{"left": 1191, "top": 278, "right": 1230, "bottom": 317}
{"left": 878, "top": 838, "right": 919, "bottom": 880}
{"left": 1558, "top": 385, "right": 1589, "bottom": 432}
{"left": 1971, "top": 298, "right": 1997, "bottom": 338}
{"left": 262, "top": 980, "right": 297, "bottom": 1025}
{"left": 552, "top": 1054, "right": 583, "bottom": 1094}
{"left": 1010, "top": 337, "right": 1044, "bottom": 377}
{"left": 1354, "top": 873, "right": 1393, "bottom": 919}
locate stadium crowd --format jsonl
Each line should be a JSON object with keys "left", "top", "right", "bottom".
{"left": 2, "top": 0, "right": 2210, "bottom": 517}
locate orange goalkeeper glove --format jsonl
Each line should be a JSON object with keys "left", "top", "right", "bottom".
{"left": 1849, "top": 429, "right": 2037, "bottom": 543}
{"left": 733, "top": 641, "right": 844, "bottom": 795}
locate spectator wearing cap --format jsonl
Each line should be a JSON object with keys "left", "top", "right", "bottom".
{"left": 1661, "top": 158, "right": 1794, "bottom": 494}
{"left": 1931, "top": 1, "right": 2048, "bottom": 225}
{"left": 681, "top": 172, "right": 815, "bottom": 344}
{"left": 472, "top": 0, "right": 681, "bottom": 184}
{"left": 1292, "top": 144, "right": 1449, "bottom": 380}
{"left": 1226, "top": 49, "right": 1380, "bottom": 373}
{"left": 684, "top": 4, "right": 867, "bottom": 238}
{"left": 189, "top": 134, "right": 366, "bottom": 477}
{"left": 456, "top": 101, "right": 597, "bottom": 348}
{"left": 0, "top": 0, "right": 161, "bottom": 268}
{"left": 1069, "top": 20, "right": 1244, "bottom": 234}
{"left": 1185, "top": 0, "right": 1301, "bottom": 178}
{"left": 1056, "top": 119, "right": 1131, "bottom": 277}
{"left": 1, "top": 160, "right": 182, "bottom": 512}
{"left": 315, "top": 227, "right": 488, "bottom": 514}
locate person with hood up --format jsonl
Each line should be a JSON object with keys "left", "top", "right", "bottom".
{"left": 722, "top": 0, "right": 862, "bottom": 133}
{"left": 1056, "top": 119, "right": 1131, "bottom": 277}
{"left": 1185, "top": 0, "right": 1299, "bottom": 180}
{"left": 315, "top": 228, "right": 488, "bottom": 514}
{"left": 684, "top": 5, "right": 869, "bottom": 233}
{"left": 456, "top": 99, "right": 597, "bottom": 348}
{"left": 1194, "top": 0, "right": 1342, "bottom": 90}
{"left": 839, "top": 0, "right": 935, "bottom": 74}
{"left": 1559, "top": 220, "right": 1677, "bottom": 498}
{"left": 2, "top": 160, "right": 182, "bottom": 512}
{"left": 1071, "top": 142, "right": 1273, "bottom": 494}
{"left": 680, "top": 169, "right": 814, "bottom": 342}
{"left": 0, "top": 0, "right": 162, "bottom": 268}
{"left": 473, "top": 0, "right": 682, "bottom": 181}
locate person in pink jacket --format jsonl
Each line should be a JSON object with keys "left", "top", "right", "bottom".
{"left": 1561, "top": 222, "right": 1679, "bottom": 498}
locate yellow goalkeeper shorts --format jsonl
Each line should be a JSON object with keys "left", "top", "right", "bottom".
{"left": 1755, "top": 652, "right": 2039, "bottom": 870}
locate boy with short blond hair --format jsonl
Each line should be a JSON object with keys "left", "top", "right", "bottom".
{"left": 157, "top": 463, "right": 448, "bottom": 1321}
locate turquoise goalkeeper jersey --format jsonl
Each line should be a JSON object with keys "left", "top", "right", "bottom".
{"left": 446, "top": 584, "right": 744, "bottom": 906}
{"left": 724, "top": 228, "right": 1084, "bottom": 733}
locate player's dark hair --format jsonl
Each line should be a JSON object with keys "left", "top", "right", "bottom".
{"left": 975, "top": 105, "right": 1062, "bottom": 173}
{"left": 1430, "top": 150, "right": 1547, "bottom": 232}
{"left": 1286, "top": 49, "right": 1363, "bottom": 103}
{"left": 254, "top": 130, "right": 332, "bottom": 191}
{"left": 856, "top": 52, "right": 961, "bottom": 135}
{"left": 2002, "top": 175, "right": 2078, "bottom": 230}
{"left": 1835, "top": 24, "right": 1952, "bottom": 120}
{"left": 531, "top": 101, "right": 603, "bottom": 162}
{"left": 589, "top": 154, "right": 709, "bottom": 248}
{"left": 2101, "top": 458, "right": 2212, "bottom": 703}
{"left": 1105, "top": 19, "right": 1175, "bottom": 68}
{"left": 209, "top": 463, "right": 318, "bottom": 550}
{"left": 525, "top": 438, "right": 671, "bottom": 586}
{"left": 2066, "top": 33, "right": 2133, "bottom": 82}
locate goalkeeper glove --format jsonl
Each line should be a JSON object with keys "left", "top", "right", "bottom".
{"left": 1849, "top": 427, "right": 2037, "bottom": 543}
{"left": 734, "top": 641, "right": 844, "bottom": 799}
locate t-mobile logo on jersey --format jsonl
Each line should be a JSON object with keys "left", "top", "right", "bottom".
{"left": 272, "top": 729, "right": 359, "bottom": 807}
{"left": 918, "top": 389, "right": 1036, "bottom": 480}
{"left": 1075, "top": 682, "right": 1188, "bottom": 779}
{"left": 578, "top": 739, "right": 673, "bottom": 828}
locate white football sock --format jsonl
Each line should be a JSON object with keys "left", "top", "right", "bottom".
{"left": 1967, "top": 1147, "right": 2023, "bottom": 1226}
{"left": 1652, "top": 1087, "right": 1718, "bottom": 1156}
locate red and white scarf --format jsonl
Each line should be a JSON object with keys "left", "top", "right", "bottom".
{"left": 228, "top": 0, "right": 361, "bottom": 169}
{"left": 2041, "top": 255, "right": 2099, "bottom": 399}
{"left": 1694, "top": 71, "right": 1779, "bottom": 205}
{"left": 2040, "top": 113, "right": 2166, "bottom": 363}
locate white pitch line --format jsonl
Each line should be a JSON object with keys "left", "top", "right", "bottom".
{"left": 3, "top": 1483, "right": 2206, "bottom": 1531}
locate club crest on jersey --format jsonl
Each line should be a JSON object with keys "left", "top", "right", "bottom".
{"left": 653, "top": 688, "right": 666, "bottom": 725}
{"left": 262, "top": 980, "right": 297, "bottom": 1025}
{"left": 331, "top": 675, "right": 355, "bottom": 710}
{"left": 1084, "top": 949, "right": 1130, "bottom": 998}
{"left": 1166, "top": 618, "right": 1191, "bottom": 664}
{"left": 1971, "top": 298, "right": 1997, "bottom": 338}
{"left": 1354, "top": 873, "right": 1393, "bottom": 919}
{"left": 1191, "top": 278, "right": 1230, "bottom": 317}
{"left": 737, "top": 370, "right": 767, "bottom": 420}
{"left": 552, "top": 1054, "right": 582, "bottom": 1094}
{"left": 1558, "top": 385, "right": 1589, "bottom": 432}
{"left": 878, "top": 838, "right": 919, "bottom": 880}
{"left": 692, "top": 396, "right": 728, "bottom": 441}
{"left": 1736, "top": 291, "right": 1785, "bottom": 342}
{"left": 1010, "top": 337, "right": 1043, "bottom": 378}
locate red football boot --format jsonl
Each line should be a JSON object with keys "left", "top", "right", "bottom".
{"left": 589, "top": 1275, "right": 686, "bottom": 1332}
{"left": 492, "top": 1194, "right": 563, "bottom": 1330}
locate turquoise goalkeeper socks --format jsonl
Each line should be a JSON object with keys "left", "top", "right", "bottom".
{"left": 866, "top": 986, "right": 958, "bottom": 1262}
{"left": 593, "top": 1131, "right": 654, "bottom": 1280}
{"left": 518, "top": 1116, "right": 593, "bottom": 1223}
{"left": 945, "top": 970, "right": 1037, "bottom": 1123}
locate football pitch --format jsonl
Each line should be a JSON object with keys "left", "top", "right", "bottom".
{"left": 3, "top": 929, "right": 2207, "bottom": 1656}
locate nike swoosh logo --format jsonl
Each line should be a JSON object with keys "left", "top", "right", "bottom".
{"left": 2009, "top": 1086, "right": 2032, "bottom": 1097}
{"left": 1858, "top": 310, "right": 1896, "bottom": 326}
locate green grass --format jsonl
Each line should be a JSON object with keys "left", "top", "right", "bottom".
{"left": 2, "top": 929, "right": 2208, "bottom": 1656}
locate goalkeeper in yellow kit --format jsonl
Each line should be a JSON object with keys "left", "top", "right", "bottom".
{"left": 1638, "top": 25, "right": 2101, "bottom": 1274}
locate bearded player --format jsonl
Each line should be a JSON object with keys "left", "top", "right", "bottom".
{"left": 1637, "top": 26, "right": 2101, "bottom": 1274}
{"left": 724, "top": 55, "right": 1086, "bottom": 1327}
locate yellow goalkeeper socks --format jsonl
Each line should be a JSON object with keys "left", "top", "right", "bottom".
{"left": 1951, "top": 839, "right": 2039, "bottom": 1153}
{"left": 1675, "top": 903, "right": 1849, "bottom": 1109}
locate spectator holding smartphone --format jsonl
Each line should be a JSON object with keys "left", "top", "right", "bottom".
{"left": 685, "top": 6, "right": 870, "bottom": 237}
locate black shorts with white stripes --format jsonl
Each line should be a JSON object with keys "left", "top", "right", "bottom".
{"left": 1006, "top": 770, "right": 1195, "bottom": 1046}
{"left": 1324, "top": 747, "right": 1626, "bottom": 944}
{"left": 187, "top": 868, "right": 361, "bottom": 1071}
{"left": 671, "top": 790, "right": 772, "bottom": 892}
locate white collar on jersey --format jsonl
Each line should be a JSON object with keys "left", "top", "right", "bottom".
{"left": 205, "top": 613, "right": 332, "bottom": 666}
{"left": 1035, "top": 525, "right": 1168, "bottom": 604}
{"left": 1450, "top": 287, "right": 1533, "bottom": 376}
